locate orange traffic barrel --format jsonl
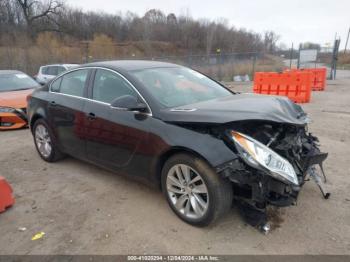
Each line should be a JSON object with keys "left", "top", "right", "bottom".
{"left": 0, "top": 176, "right": 15, "bottom": 213}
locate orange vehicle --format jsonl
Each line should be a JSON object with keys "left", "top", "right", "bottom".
{"left": 0, "top": 70, "right": 39, "bottom": 130}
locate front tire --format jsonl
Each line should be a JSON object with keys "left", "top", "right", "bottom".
{"left": 33, "top": 119, "right": 65, "bottom": 162}
{"left": 161, "top": 153, "right": 233, "bottom": 226}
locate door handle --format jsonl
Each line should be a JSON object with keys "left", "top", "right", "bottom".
{"left": 87, "top": 112, "right": 96, "bottom": 121}
{"left": 49, "top": 101, "right": 57, "bottom": 106}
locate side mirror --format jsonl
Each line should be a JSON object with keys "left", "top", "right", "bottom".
{"left": 110, "top": 95, "right": 148, "bottom": 113}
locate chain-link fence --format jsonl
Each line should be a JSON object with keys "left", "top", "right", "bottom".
{"left": 136, "top": 52, "right": 260, "bottom": 81}
{"left": 95, "top": 52, "right": 284, "bottom": 82}
{"left": 0, "top": 42, "right": 284, "bottom": 81}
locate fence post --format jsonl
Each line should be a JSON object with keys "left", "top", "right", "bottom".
{"left": 214, "top": 48, "right": 221, "bottom": 81}
{"left": 251, "top": 53, "right": 257, "bottom": 79}
{"left": 289, "top": 43, "right": 294, "bottom": 69}
{"left": 187, "top": 51, "right": 192, "bottom": 68}
{"left": 297, "top": 43, "right": 302, "bottom": 69}
{"left": 330, "top": 39, "right": 341, "bottom": 80}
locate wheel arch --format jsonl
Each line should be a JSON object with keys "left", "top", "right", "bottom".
{"left": 154, "top": 146, "right": 213, "bottom": 189}
{"left": 29, "top": 105, "right": 48, "bottom": 133}
{"left": 29, "top": 113, "right": 44, "bottom": 132}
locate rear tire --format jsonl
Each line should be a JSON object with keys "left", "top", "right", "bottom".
{"left": 33, "top": 119, "right": 65, "bottom": 162}
{"left": 161, "top": 153, "right": 233, "bottom": 226}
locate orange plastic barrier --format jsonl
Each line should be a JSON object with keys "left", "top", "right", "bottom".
{"left": 253, "top": 71, "right": 312, "bottom": 103}
{"left": 306, "top": 68, "right": 327, "bottom": 91}
{"left": 284, "top": 68, "right": 327, "bottom": 91}
{"left": 0, "top": 176, "right": 15, "bottom": 213}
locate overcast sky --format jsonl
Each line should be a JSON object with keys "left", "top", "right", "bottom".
{"left": 68, "top": 0, "right": 349, "bottom": 49}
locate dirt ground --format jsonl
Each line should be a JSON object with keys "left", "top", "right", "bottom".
{"left": 0, "top": 77, "right": 350, "bottom": 255}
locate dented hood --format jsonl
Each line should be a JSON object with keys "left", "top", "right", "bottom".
{"left": 159, "top": 93, "right": 308, "bottom": 126}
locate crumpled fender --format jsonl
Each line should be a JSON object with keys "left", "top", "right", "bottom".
{"left": 148, "top": 117, "right": 238, "bottom": 168}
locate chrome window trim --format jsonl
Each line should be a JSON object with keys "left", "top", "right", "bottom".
{"left": 170, "top": 108, "right": 197, "bottom": 112}
{"left": 49, "top": 66, "right": 153, "bottom": 116}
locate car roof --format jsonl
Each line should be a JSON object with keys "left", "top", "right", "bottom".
{"left": 41, "top": 64, "right": 79, "bottom": 67}
{"left": 0, "top": 70, "right": 25, "bottom": 75}
{"left": 84, "top": 60, "right": 180, "bottom": 71}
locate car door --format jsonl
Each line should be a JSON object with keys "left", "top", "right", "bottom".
{"left": 47, "top": 68, "right": 91, "bottom": 159}
{"left": 83, "top": 68, "right": 149, "bottom": 171}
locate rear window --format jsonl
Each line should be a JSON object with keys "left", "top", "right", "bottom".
{"left": 51, "top": 78, "right": 62, "bottom": 92}
{"left": 41, "top": 66, "right": 49, "bottom": 74}
{"left": 47, "top": 66, "right": 59, "bottom": 76}
{"left": 52, "top": 69, "right": 89, "bottom": 97}
{"left": 57, "top": 66, "right": 66, "bottom": 75}
{"left": 0, "top": 73, "right": 38, "bottom": 92}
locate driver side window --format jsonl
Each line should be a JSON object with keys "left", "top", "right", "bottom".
{"left": 93, "top": 69, "right": 137, "bottom": 104}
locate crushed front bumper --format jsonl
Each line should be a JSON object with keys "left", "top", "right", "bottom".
{"left": 217, "top": 150, "right": 329, "bottom": 232}
{"left": 218, "top": 160, "right": 301, "bottom": 208}
{"left": 219, "top": 149, "right": 329, "bottom": 207}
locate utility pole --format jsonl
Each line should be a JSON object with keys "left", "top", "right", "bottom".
{"left": 344, "top": 27, "right": 350, "bottom": 54}
{"left": 297, "top": 43, "right": 302, "bottom": 69}
{"left": 330, "top": 38, "right": 341, "bottom": 80}
{"left": 80, "top": 41, "right": 90, "bottom": 63}
{"left": 289, "top": 42, "right": 294, "bottom": 69}
{"left": 251, "top": 53, "right": 257, "bottom": 77}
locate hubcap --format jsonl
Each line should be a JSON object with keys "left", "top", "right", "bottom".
{"left": 35, "top": 124, "right": 52, "bottom": 158}
{"left": 166, "top": 164, "right": 209, "bottom": 219}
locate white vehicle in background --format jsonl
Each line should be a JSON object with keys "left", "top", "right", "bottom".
{"left": 35, "top": 64, "right": 79, "bottom": 85}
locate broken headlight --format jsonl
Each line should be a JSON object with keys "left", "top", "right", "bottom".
{"left": 231, "top": 131, "right": 299, "bottom": 186}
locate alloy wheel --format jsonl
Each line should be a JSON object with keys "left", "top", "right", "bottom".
{"left": 35, "top": 124, "right": 52, "bottom": 158}
{"left": 166, "top": 164, "right": 209, "bottom": 219}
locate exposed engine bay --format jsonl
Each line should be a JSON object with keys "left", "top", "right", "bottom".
{"left": 178, "top": 120, "right": 330, "bottom": 232}
{"left": 223, "top": 121, "right": 329, "bottom": 231}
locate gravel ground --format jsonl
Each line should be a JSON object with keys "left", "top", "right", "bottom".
{"left": 0, "top": 78, "right": 349, "bottom": 255}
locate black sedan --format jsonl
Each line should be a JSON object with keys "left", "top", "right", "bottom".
{"left": 27, "top": 61, "right": 328, "bottom": 230}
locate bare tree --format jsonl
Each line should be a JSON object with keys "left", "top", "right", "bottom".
{"left": 264, "top": 31, "right": 280, "bottom": 53}
{"left": 16, "top": 0, "right": 64, "bottom": 36}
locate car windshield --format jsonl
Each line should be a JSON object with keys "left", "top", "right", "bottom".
{"left": 130, "top": 67, "right": 233, "bottom": 108}
{"left": 0, "top": 73, "right": 38, "bottom": 92}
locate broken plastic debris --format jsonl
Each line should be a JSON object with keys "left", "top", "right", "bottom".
{"left": 309, "top": 165, "right": 330, "bottom": 199}
{"left": 242, "top": 74, "right": 250, "bottom": 82}
{"left": 233, "top": 75, "right": 242, "bottom": 82}
{"left": 260, "top": 223, "right": 271, "bottom": 234}
{"left": 31, "top": 232, "right": 45, "bottom": 240}
{"left": 18, "top": 227, "right": 27, "bottom": 232}
{"left": 233, "top": 75, "right": 250, "bottom": 82}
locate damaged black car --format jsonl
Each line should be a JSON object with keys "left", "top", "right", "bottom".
{"left": 27, "top": 61, "right": 329, "bottom": 232}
